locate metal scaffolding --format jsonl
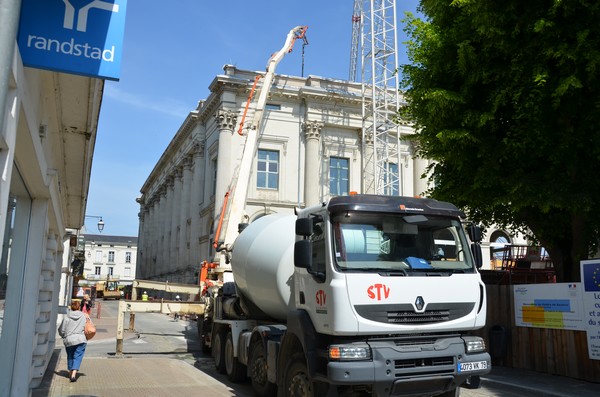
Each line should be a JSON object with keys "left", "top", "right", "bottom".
{"left": 351, "top": 0, "right": 402, "bottom": 195}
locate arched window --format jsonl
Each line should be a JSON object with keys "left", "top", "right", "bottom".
{"left": 490, "top": 230, "right": 511, "bottom": 260}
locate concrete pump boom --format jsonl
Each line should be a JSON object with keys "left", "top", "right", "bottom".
{"left": 213, "top": 26, "right": 308, "bottom": 265}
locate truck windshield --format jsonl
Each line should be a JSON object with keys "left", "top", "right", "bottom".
{"left": 332, "top": 212, "right": 474, "bottom": 273}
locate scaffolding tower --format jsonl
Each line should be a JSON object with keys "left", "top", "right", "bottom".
{"left": 350, "top": 0, "right": 402, "bottom": 195}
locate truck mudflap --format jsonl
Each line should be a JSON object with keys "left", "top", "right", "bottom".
{"left": 326, "top": 336, "right": 490, "bottom": 396}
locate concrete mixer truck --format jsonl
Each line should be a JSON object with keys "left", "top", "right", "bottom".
{"left": 198, "top": 194, "right": 490, "bottom": 397}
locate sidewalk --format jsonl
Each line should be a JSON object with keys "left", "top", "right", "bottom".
{"left": 32, "top": 352, "right": 239, "bottom": 397}
{"left": 33, "top": 305, "right": 241, "bottom": 397}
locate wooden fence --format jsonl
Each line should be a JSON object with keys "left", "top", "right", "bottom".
{"left": 474, "top": 284, "right": 600, "bottom": 382}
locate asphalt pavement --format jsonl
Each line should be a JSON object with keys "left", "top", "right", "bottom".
{"left": 31, "top": 301, "right": 599, "bottom": 397}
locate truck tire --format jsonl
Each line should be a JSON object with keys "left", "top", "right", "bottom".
{"left": 213, "top": 330, "right": 226, "bottom": 373}
{"left": 283, "top": 353, "right": 314, "bottom": 397}
{"left": 249, "top": 340, "right": 276, "bottom": 397}
{"left": 225, "top": 331, "right": 246, "bottom": 382}
{"left": 462, "top": 375, "right": 480, "bottom": 389}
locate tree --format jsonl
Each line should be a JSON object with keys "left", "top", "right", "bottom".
{"left": 401, "top": 0, "right": 600, "bottom": 282}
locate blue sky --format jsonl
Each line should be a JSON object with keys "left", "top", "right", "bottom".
{"left": 85, "top": 0, "right": 420, "bottom": 236}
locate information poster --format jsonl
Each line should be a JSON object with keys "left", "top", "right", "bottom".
{"left": 581, "top": 259, "right": 600, "bottom": 360}
{"left": 513, "top": 283, "right": 585, "bottom": 331}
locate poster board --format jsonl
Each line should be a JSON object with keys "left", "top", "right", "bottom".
{"left": 581, "top": 260, "right": 600, "bottom": 360}
{"left": 513, "top": 283, "right": 585, "bottom": 331}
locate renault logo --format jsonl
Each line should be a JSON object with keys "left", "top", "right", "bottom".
{"left": 415, "top": 296, "right": 425, "bottom": 311}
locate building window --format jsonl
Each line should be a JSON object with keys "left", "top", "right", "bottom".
{"left": 125, "top": 251, "right": 131, "bottom": 263}
{"left": 490, "top": 230, "right": 511, "bottom": 260}
{"left": 108, "top": 267, "right": 114, "bottom": 276}
{"left": 384, "top": 162, "right": 399, "bottom": 196}
{"left": 257, "top": 149, "right": 279, "bottom": 189}
{"left": 108, "top": 251, "right": 115, "bottom": 263}
{"left": 330, "top": 157, "right": 349, "bottom": 196}
{"left": 265, "top": 103, "right": 281, "bottom": 110}
{"left": 124, "top": 267, "right": 131, "bottom": 277}
{"left": 95, "top": 250, "right": 102, "bottom": 262}
{"left": 95, "top": 266, "right": 101, "bottom": 275}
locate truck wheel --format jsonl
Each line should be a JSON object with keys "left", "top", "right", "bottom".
{"left": 225, "top": 331, "right": 246, "bottom": 382}
{"left": 213, "top": 330, "right": 226, "bottom": 373}
{"left": 283, "top": 353, "right": 314, "bottom": 397}
{"left": 249, "top": 341, "right": 276, "bottom": 397}
{"left": 462, "top": 375, "right": 480, "bottom": 389}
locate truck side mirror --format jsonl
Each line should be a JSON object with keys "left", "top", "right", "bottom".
{"left": 467, "top": 224, "right": 482, "bottom": 243}
{"left": 296, "top": 218, "right": 313, "bottom": 237}
{"left": 471, "top": 243, "right": 483, "bottom": 269}
{"left": 294, "top": 240, "right": 312, "bottom": 269}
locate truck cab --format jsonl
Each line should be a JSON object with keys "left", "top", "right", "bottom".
{"left": 288, "top": 195, "right": 490, "bottom": 396}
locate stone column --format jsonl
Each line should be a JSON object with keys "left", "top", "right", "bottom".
{"left": 171, "top": 168, "right": 183, "bottom": 273}
{"left": 145, "top": 199, "right": 156, "bottom": 279}
{"left": 162, "top": 179, "right": 174, "bottom": 276}
{"left": 214, "top": 110, "right": 237, "bottom": 224}
{"left": 303, "top": 120, "right": 323, "bottom": 207}
{"left": 137, "top": 204, "right": 146, "bottom": 277}
{"left": 413, "top": 150, "right": 429, "bottom": 197}
{"left": 180, "top": 156, "right": 192, "bottom": 270}
{"left": 155, "top": 189, "right": 166, "bottom": 278}
{"left": 189, "top": 141, "right": 205, "bottom": 269}
{"left": 144, "top": 199, "right": 154, "bottom": 279}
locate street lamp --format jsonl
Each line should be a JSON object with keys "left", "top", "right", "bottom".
{"left": 85, "top": 215, "right": 105, "bottom": 232}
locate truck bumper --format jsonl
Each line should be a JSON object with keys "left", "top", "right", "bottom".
{"left": 326, "top": 336, "right": 490, "bottom": 397}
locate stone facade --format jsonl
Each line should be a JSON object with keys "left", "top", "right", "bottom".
{"left": 136, "top": 65, "right": 424, "bottom": 283}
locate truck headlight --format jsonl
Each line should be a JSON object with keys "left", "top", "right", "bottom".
{"left": 463, "top": 336, "right": 486, "bottom": 353}
{"left": 329, "top": 344, "right": 372, "bottom": 361}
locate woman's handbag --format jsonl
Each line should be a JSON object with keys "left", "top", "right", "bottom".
{"left": 84, "top": 314, "right": 96, "bottom": 340}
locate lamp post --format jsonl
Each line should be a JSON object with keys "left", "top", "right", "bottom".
{"left": 85, "top": 215, "right": 105, "bottom": 233}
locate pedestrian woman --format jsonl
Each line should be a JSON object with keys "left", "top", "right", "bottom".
{"left": 58, "top": 300, "right": 87, "bottom": 382}
{"left": 81, "top": 293, "right": 92, "bottom": 315}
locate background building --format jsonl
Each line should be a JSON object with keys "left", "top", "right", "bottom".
{"left": 136, "top": 65, "right": 421, "bottom": 283}
{"left": 80, "top": 234, "right": 138, "bottom": 291}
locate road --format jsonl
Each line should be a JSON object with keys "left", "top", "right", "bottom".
{"left": 88, "top": 300, "right": 540, "bottom": 397}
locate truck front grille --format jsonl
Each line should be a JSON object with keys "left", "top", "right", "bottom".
{"left": 355, "top": 303, "right": 474, "bottom": 325}
{"left": 395, "top": 356, "right": 454, "bottom": 369}
{"left": 388, "top": 310, "right": 450, "bottom": 323}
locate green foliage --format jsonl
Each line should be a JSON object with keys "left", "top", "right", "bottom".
{"left": 401, "top": 0, "right": 600, "bottom": 281}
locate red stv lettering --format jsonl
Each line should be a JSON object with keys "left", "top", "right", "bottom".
{"left": 316, "top": 290, "right": 327, "bottom": 306}
{"left": 367, "top": 284, "right": 390, "bottom": 301}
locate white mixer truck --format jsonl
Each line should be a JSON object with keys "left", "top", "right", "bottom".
{"left": 198, "top": 194, "right": 491, "bottom": 397}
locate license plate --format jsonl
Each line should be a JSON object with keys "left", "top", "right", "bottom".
{"left": 458, "top": 360, "right": 488, "bottom": 372}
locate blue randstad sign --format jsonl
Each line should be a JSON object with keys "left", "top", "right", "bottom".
{"left": 18, "top": 0, "right": 127, "bottom": 81}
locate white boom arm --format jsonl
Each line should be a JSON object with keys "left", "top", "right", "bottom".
{"left": 216, "top": 26, "right": 308, "bottom": 259}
